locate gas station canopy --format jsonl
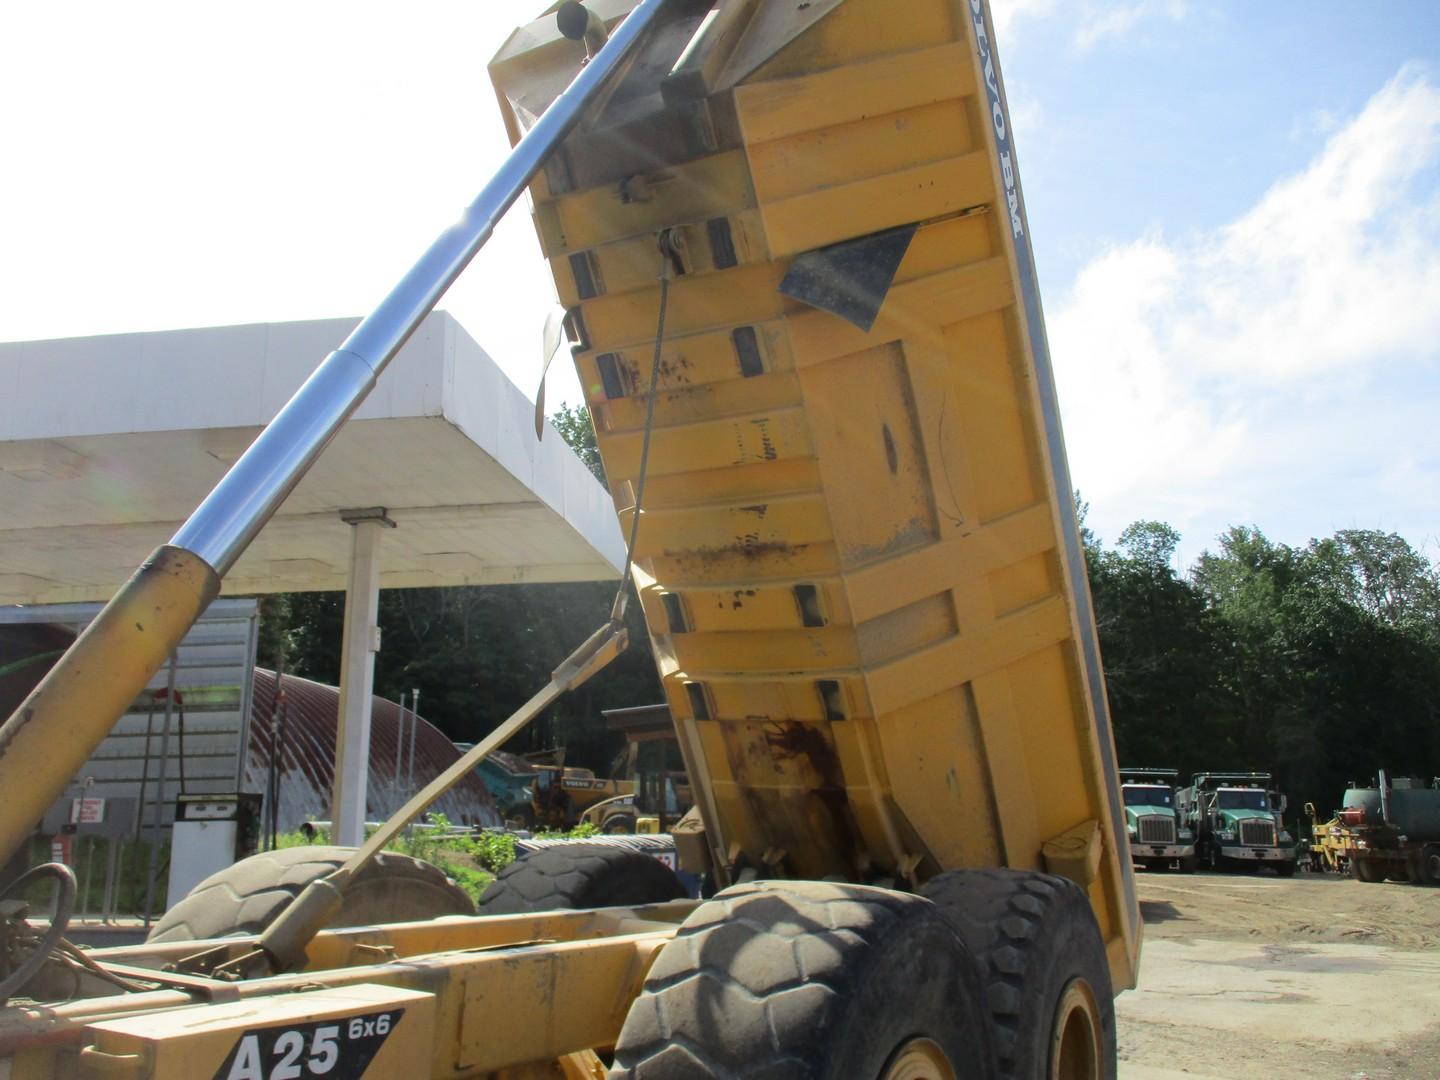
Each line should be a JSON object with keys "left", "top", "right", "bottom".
{"left": 0, "top": 313, "right": 625, "bottom": 603}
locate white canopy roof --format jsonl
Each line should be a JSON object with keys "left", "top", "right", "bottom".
{"left": 0, "top": 313, "right": 624, "bottom": 603}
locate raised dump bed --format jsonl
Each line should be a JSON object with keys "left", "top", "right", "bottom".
{"left": 495, "top": 0, "right": 1138, "bottom": 988}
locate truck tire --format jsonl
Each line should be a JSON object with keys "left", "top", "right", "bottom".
{"left": 608, "top": 880, "right": 993, "bottom": 1079}
{"left": 1274, "top": 861, "right": 1296, "bottom": 878}
{"left": 1418, "top": 846, "right": 1440, "bottom": 886}
{"left": 602, "top": 813, "right": 638, "bottom": 834}
{"left": 1178, "top": 855, "right": 1198, "bottom": 874}
{"left": 1350, "top": 857, "right": 1382, "bottom": 884}
{"left": 477, "top": 843, "right": 685, "bottom": 915}
{"left": 147, "top": 845, "right": 473, "bottom": 943}
{"left": 920, "top": 868, "right": 1115, "bottom": 1080}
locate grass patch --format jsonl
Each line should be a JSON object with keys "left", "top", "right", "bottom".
{"left": 277, "top": 816, "right": 604, "bottom": 903}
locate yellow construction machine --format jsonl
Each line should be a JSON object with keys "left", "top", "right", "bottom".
{"left": 0, "top": 1, "right": 1139, "bottom": 1076}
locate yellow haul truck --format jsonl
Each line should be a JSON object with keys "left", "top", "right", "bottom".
{"left": 0, "top": 1, "right": 1138, "bottom": 1077}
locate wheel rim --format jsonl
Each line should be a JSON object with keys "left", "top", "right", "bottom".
{"left": 1050, "top": 978, "right": 1103, "bottom": 1080}
{"left": 1426, "top": 852, "right": 1440, "bottom": 882}
{"left": 881, "top": 1037, "right": 957, "bottom": 1080}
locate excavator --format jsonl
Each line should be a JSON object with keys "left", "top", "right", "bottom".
{"left": 0, "top": 1, "right": 1139, "bottom": 1076}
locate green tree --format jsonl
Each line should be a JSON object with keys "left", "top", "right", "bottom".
{"left": 1080, "top": 514, "right": 1440, "bottom": 816}
{"left": 549, "top": 402, "right": 605, "bottom": 485}
{"left": 1087, "top": 520, "right": 1233, "bottom": 774}
{"left": 1193, "top": 527, "right": 1440, "bottom": 811}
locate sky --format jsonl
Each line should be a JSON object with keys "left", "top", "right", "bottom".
{"left": 2, "top": 1, "right": 1437, "bottom": 570}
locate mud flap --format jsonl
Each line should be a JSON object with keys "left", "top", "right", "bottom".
{"left": 778, "top": 224, "right": 917, "bottom": 331}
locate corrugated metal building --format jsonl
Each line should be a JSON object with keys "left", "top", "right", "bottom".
{"left": 246, "top": 669, "right": 499, "bottom": 833}
{"left": 1, "top": 599, "right": 259, "bottom": 836}
{"left": 3, "top": 601, "right": 500, "bottom": 838}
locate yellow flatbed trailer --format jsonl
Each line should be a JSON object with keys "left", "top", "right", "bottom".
{"left": 0, "top": 2, "right": 1137, "bottom": 1076}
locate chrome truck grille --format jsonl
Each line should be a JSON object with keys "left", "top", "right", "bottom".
{"left": 1138, "top": 815, "right": 1177, "bottom": 844}
{"left": 1239, "top": 819, "right": 1277, "bottom": 846}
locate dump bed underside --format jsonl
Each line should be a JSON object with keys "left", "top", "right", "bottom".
{"left": 492, "top": 0, "right": 1138, "bottom": 987}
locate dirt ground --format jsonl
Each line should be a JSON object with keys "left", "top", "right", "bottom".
{"left": 1119, "top": 868, "right": 1440, "bottom": 1079}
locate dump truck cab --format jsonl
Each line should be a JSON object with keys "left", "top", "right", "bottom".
{"left": 1120, "top": 767, "right": 1195, "bottom": 872}
{"left": 1179, "top": 771, "right": 1296, "bottom": 875}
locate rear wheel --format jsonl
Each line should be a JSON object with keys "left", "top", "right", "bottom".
{"left": 602, "top": 813, "right": 638, "bottom": 835}
{"left": 608, "top": 880, "right": 992, "bottom": 1079}
{"left": 1418, "top": 846, "right": 1440, "bottom": 886}
{"left": 920, "top": 869, "right": 1116, "bottom": 1080}
{"left": 1350, "top": 857, "right": 1383, "bottom": 883}
{"left": 147, "top": 846, "right": 473, "bottom": 943}
{"left": 478, "top": 842, "right": 685, "bottom": 914}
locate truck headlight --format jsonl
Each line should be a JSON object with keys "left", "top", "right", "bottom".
{"left": 1178, "top": 828, "right": 1193, "bottom": 841}
{"left": 1216, "top": 830, "right": 1236, "bottom": 841}
{"left": 1279, "top": 830, "right": 1292, "bottom": 843}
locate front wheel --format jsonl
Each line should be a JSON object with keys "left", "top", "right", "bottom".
{"left": 921, "top": 869, "right": 1115, "bottom": 1080}
{"left": 608, "top": 880, "right": 993, "bottom": 1079}
{"left": 1274, "top": 861, "right": 1296, "bottom": 878}
{"left": 1178, "top": 854, "right": 1198, "bottom": 874}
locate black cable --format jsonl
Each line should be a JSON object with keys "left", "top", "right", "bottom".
{"left": 609, "top": 239, "right": 673, "bottom": 624}
{"left": 175, "top": 691, "right": 188, "bottom": 795}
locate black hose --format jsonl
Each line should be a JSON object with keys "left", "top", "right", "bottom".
{"left": 0, "top": 862, "right": 77, "bottom": 1004}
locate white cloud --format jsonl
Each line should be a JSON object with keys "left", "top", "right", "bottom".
{"left": 989, "top": 0, "right": 1187, "bottom": 50}
{"left": 990, "top": 0, "right": 1056, "bottom": 41}
{"left": 1050, "top": 68, "right": 1440, "bottom": 554}
{"left": 1073, "top": 0, "right": 1188, "bottom": 50}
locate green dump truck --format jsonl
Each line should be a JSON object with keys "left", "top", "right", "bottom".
{"left": 1177, "top": 771, "right": 1297, "bottom": 876}
{"left": 1120, "top": 768, "right": 1196, "bottom": 872}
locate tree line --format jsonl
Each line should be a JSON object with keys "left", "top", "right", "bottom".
{"left": 1084, "top": 504, "right": 1440, "bottom": 814}
{"left": 259, "top": 406, "right": 1439, "bottom": 820}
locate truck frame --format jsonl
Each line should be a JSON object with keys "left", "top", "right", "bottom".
{"left": 0, "top": 1, "right": 1139, "bottom": 1076}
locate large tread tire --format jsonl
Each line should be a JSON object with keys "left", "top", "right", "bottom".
{"left": 603, "top": 813, "right": 639, "bottom": 835}
{"left": 1350, "top": 857, "right": 1383, "bottom": 884}
{"left": 147, "top": 845, "right": 473, "bottom": 943}
{"left": 921, "top": 868, "right": 1116, "bottom": 1080}
{"left": 1274, "top": 861, "right": 1297, "bottom": 878}
{"left": 478, "top": 842, "right": 686, "bottom": 915}
{"left": 1419, "top": 846, "right": 1440, "bottom": 886}
{"left": 609, "top": 880, "right": 994, "bottom": 1079}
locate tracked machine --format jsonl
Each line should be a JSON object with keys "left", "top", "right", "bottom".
{"left": 0, "top": 1, "right": 1138, "bottom": 1076}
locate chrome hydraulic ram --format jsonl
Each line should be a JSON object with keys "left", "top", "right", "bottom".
{"left": 0, "top": 0, "right": 669, "bottom": 870}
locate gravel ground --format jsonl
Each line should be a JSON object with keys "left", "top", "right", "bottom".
{"left": 1119, "top": 869, "right": 1440, "bottom": 1079}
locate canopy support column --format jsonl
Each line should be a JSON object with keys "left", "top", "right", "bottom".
{"left": 332, "top": 508, "right": 395, "bottom": 847}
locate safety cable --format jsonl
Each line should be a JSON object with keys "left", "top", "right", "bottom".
{"left": 609, "top": 231, "right": 675, "bottom": 625}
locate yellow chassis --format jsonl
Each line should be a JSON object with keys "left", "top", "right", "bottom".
{"left": 2, "top": 903, "right": 697, "bottom": 1078}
